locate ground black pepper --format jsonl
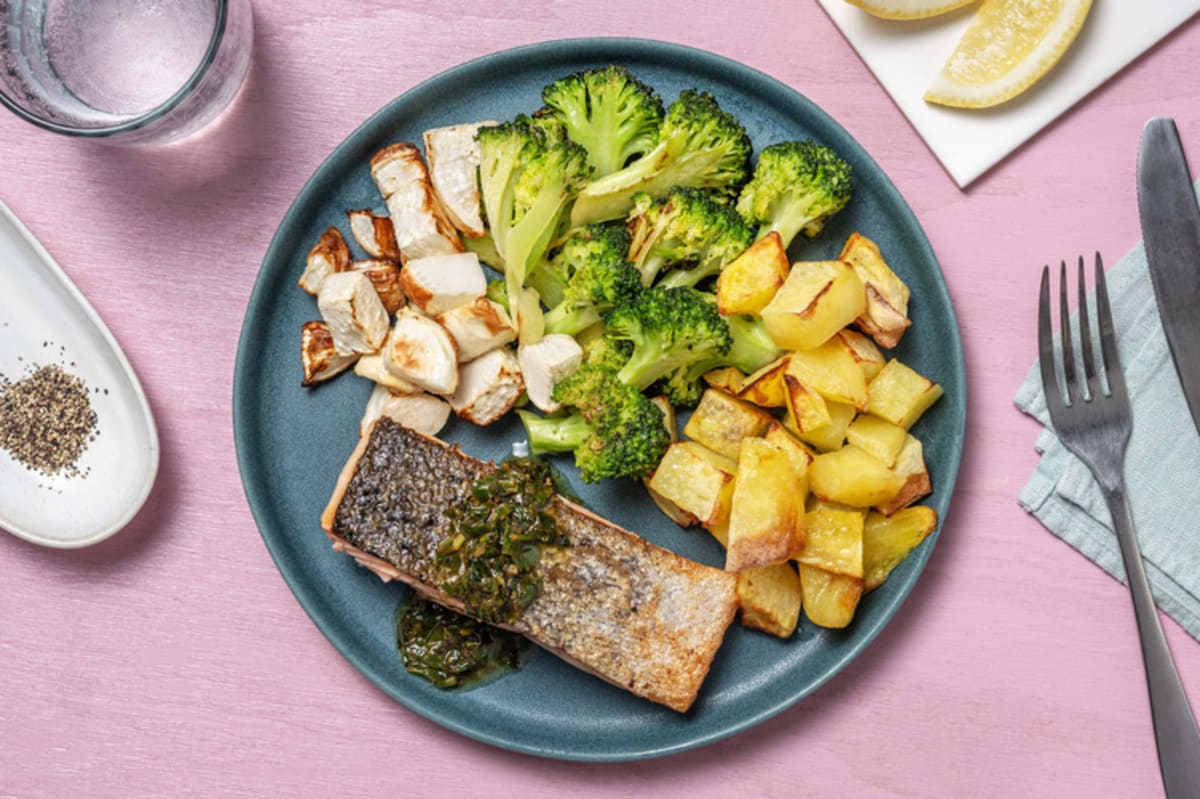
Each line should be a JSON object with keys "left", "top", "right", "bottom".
{"left": 0, "top": 364, "right": 98, "bottom": 477}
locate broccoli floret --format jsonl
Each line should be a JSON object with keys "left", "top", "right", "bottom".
{"left": 517, "top": 365, "right": 669, "bottom": 482}
{"left": 580, "top": 333, "right": 632, "bottom": 371}
{"left": 477, "top": 118, "right": 593, "bottom": 304}
{"left": 605, "top": 286, "right": 732, "bottom": 391}
{"left": 526, "top": 258, "right": 572, "bottom": 308}
{"left": 735, "top": 140, "right": 852, "bottom": 249}
{"left": 542, "top": 226, "right": 641, "bottom": 336}
{"left": 541, "top": 66, "right": 665, "bottom": 178}
{"left": 657, "top": 312, "right": 781, "bottom": 405}
{"left": 570, "top": 89, "right": 752, "bottom": 226}
{"left": 625, "top": 187, "right": 753, "bottom": 288}
{"left": 529, "top": 107, "right": 567, "bottom": 144}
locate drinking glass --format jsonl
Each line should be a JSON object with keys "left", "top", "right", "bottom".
{"left": 0, "top": 0, "right": 253, "bottom": 145}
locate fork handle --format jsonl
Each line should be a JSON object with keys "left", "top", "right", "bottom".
{"left": 1105, "top": 488, "right": 1200, "bottom": 798}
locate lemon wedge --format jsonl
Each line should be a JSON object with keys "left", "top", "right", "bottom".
{"left": 845, "top": 0, "right": 977, "bottom": 20}
{"left": 924, "top": 0, "right": 1093, "bottom": 109}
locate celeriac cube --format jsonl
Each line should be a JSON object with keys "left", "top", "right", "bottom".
{"left": 810, "top": 445, "right": 905, "bottom": 508}
{"left": 352, "top": 259, "right": 405, "bottom": 315}
{"left": 761, "top": 260, "right": 866, "bottom": 351}
{"left": 399, "top": 252, "right": 487, "bottom": 316}
{"left": 300, "top": 320, "right": 357, "bottom": 386}
{"left": 360, "top": 384, "right": 451, "bottom": 437}
{"left": 682, "top": 388, "right": 774, "bottom": 461}
{"left": 716, "top": 231, "right": 790, "bottom": 315}
{"left": 867, "top": 359, "right": 944, "bottom": 429}
{"left": 298, "top": 227, "right": 351, "bottom": 295}
{"left": 423, "top": 121, "right": 496, "bottom": 239}
{"left": 354, "top": 352, "right": 419, "bottom": 393}
{"left": 437, "top": 297, "right": 516, "bottom": 362}
{"left": 370, "top": 142, "right": 463, "bottom": 261}
{"left": 381, "top": 308, "right": 459, "bottom": 395}
{"left": 450, "top": 347, "right": 524, "bottom": 426}
{"left": 316, "top": 270, "right": 391, "bottom": 356}
{"left": 346, "top": 210, "right": 401, "bottom": 261}
{"left": 518, "top": 334, "right": 583, "bottom": 413}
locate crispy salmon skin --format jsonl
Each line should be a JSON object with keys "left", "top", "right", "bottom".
{"left": 321, "top": 418, "right": 739, "bottom": 712}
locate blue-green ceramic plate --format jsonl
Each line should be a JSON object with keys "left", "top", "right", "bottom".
{"left": 233, "top": 38, "right": 966, "bottom": 762}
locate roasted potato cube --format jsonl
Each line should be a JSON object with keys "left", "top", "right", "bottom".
{"left": 877, "top": 434, "right": 933, "bottom": 515}
{"left": 863, "top": 506, "right": 937, "bottom": 590}
{"left": 702, "top": 366, "right": 745, "bottom": 394}
{"left": 647, "top": 442, "right": 736, "bottom": 528}
{"left": 761, "top": 260, "right": 866, "bottom": 351}
{"left": 738, "top": 561, "right": 802, "bottom": 638}
{"left": 683, "top": 388, "right": 774, "bottom": 461}
{"left": 644, "top": 397, "right": 695, "bottom": 526}
{"left": 832, "top": 328, "right": 886, "bottom": 382}
{"left": 795, "top": 505, "right": 864, "bottom": 578}
{"left": 794, "top": 400, "right": 856, "bottom": 453}
{"left": 764, "top": 422, "right": 815, "bottom": 473}
{"left": 867, "top": 359, "right": 944, "bottom": 429}
{"left": 716, "top": 231, "right": 789, "bottom": 315}
{"left": 799, "top": 564, "right": 864, "bottom": 629}
{"left": 300, "top": 320, "right": 357, "bottom": 386}
{"left": 783, "top": 374, "right": 831, "bottom": 433}
{"left": 846, "top": 414, "right": 907, "bottom": 467}
{"left": 298, "top": 227, "right": 351, "bottom": 295}
{"left": 810, "top": 445, "right": 905, "bottom": 508}
{"left": 726, "top": 438, "right": 804, "bottom": 572}
{"left": 785, "top": 342, "right": 869, "bottom": 410}
{"left": 737, "top": 355, "right": 788, "bottom": 408}
{"left": 839, "top": 233, "right": 911, "bottom": 349}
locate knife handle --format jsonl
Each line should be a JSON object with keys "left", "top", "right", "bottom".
{"left": 1106, "top": 488, "right": 1200, "bottom": 798}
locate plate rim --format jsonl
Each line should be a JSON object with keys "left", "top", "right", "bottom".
{"left": 233, "top": 36, "right": 967, "bottom": 761}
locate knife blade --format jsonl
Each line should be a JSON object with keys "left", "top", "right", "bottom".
{"left": 1137, "top": 117, "right": 1200, "bottom": 437}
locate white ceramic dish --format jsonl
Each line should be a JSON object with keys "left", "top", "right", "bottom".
{"left": 818, "top": 0, "right": 1200, "bottom": 187}
{"left": 0, "top": 200, "right": 159, "bottom": 548}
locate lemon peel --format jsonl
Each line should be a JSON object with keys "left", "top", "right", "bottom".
{"left": 845, "top": 0, "right": 977, "bottom": 20}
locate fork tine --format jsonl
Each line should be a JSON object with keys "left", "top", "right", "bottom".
{"left": 1077, "top": 255, "right": 1098, "bottom": 400}
{"left": 1094, "top": 251, "right": 1127, "bottom": 399}
{"left": 1058, "top": 260, "right": 1076, "bottom": 405}
{"left": 1037, "top": 265, "right": 1067, "bottom": 416}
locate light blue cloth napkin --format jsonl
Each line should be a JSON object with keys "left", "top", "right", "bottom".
{"left": 1014, "top": 178, "right": 1200, "bottom": 640}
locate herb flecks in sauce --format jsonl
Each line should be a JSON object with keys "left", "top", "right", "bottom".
{"left": 397, "top": 595, "right": 524, "bottom": 689}
{"left": 435, "top": 457, "right": 567, "bottom": 625}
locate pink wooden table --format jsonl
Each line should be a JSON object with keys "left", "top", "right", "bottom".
{"left": 3, "top": 3, "right": 1200, "bottom": 796}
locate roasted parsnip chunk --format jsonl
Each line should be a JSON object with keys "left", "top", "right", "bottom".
{"left": 299, "top": 227, "right": 351, "bottom": 295}
{"left": 300, "top": 320, "right": 357, "bottom": 386}
{"left": 316, "top": 270, "right": 390, "bottom": 356}
{"left": 382, "top": 308, "right": 459, "bottom": 395}
{"left": 370, "top": 142, "right": 463, "bottom": 261}
{"left": 449, "top": 347, "right": 524, "bottom": 426}
{"left": 423, "top": 121, "right": 496, "bottom": 238}
{"left": 346, "top": 210, "right": 402, "bottom": 261}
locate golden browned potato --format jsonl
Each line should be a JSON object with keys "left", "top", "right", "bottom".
{"left": 738, "top": 561, "right": 802, "bottom": 638}
{"left": 644, "top": 396, "right": 696, "bottom": 526}
{"left": 737, "top": 355, "right": 789, "bottom": 408}
{"left": 726, "top": 437, "right": 805, "bottom": 572}
{"left": 876, "top": 434, "right": 933, "bottom": 515}
{"left": 783, "top": 374, "right": 831, "bottom": 433}
{"left": 839, "top": 233, "right": 912, "bottom": 349}
{"left": 863, "top": 506, "right": 937, "bottom": 590}
{"left": 832, "top": 328, "right": 886, "bottom": 382}
{"left": 784, "top": 341, "right": 869, "bottom": 410}
{"left": 793, "top": 400, "right": 856, "bottom": 453}
{"left": 798, "top": 563, "right": 864, "bottom": 629}
{"left": 761, "top": 260, "right": 866, "bottom": 351}
{"left": 810, "top": 446, "right": 905, "bottom": 508}
{"left": 846, "top": 413, "right": 908, "bottom": 467}
{"left": 647, "top": 441, "right": 736, "bottom": 528}
{"left": 764, "top": 422, "right": 815, "bottom": 472}
{"left": 716, "top": 231, "right": 790, "bottom": 315}
{"left": 795, "top": 504, "right": 864, "bottom": 577}
{"left": 702, "top": 366, "right": 746, "bottom": 395}
{"left": 683, "top": 388, "right": 774, "bottom": 461}
{"left": 867, "top": 359, "right": 944, "bottom": 429}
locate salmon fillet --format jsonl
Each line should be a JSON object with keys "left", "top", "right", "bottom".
{"left": 321, "top": 417, "right": 739, "bottom": 712}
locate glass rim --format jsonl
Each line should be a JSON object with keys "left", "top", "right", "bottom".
{"left": 0, "top": 0, "right": 231, "bottom": 139}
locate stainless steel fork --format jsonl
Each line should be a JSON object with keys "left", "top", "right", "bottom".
{"left": 1038, "top": 253, "right": 1200, "bottom": 798}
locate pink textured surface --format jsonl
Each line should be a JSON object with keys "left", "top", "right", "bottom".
{"left": 2, "top": 3, "right": 1200, "bottom": 796}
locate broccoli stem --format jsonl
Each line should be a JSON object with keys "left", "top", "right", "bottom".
{"left": 517, "top": 410, "right": 592, "bottom": 454}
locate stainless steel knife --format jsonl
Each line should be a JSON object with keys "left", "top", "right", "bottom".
{"left": 1138, "top": 117, "right": 1200, "bottom": 436}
